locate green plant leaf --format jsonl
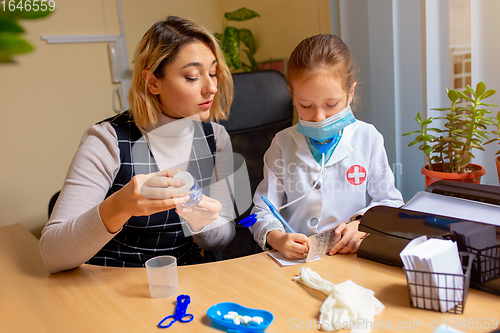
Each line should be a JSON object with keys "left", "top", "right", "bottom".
{"left": 479, "top": 102, "right": 499, "bottom": 107}
{"left": 223, "top": 26, "right": 240, "bottom": 69}
{"left": 484, "top": 138, "right": 497, "bottom": 145}
{"left": 476, "top": 81, "right": 486, "bottom": 98}
{"left": 0, "top": 32, "right": 33, "bottom": 62}
{"left": 423, "top": 145, "right": 433, "bottom": 156}
{"left": 421, "top": 134, "right": 436, "bottom": 141}
{"left": 224, "top": 7, "right": 260, "bottom": 21}
{"left": 241, "top": 62, "right": 252, "bottom": 72}
{"left": 408, "top": 140, "right": 420, "bottom": 146}
{"left": 447, "top": 89, "right": 459, "bottom": 103}
{"left": 457, "top": 90, "right": 473, "bottom": 101}
{"left": 466, "top": 85, "right": 475, "bottom": 97}
{"left": 496, "top": 149, "right": 500, "bottom": 155}
{"left": 460, "top": 153, "right": 471, "bottom": 167}
{"left": 243, "top": 49, "right": 258, "bottom": 71}
{"left": 238, "top": 28, "right": 256, "bottom": 54}
{"left": 415, "top": 113, "right": 421, "bottom": 122}
{"left": 481, "top": 89, "right": 496, "bottom": 99}
{"left": 431, "top": 108, "right": 450, "bottom": 111}
{"left": 402, "top": 130, "right": 420, "bottom": 136}
{"left": 0, "top": 17, "right": 24, "bottom": 33}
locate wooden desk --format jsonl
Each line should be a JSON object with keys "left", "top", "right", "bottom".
{"left": 1, "top": 223, "right": 499, "bottom": 332}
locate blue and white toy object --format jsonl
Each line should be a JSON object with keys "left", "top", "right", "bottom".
{"left": 207, "top": 302, "right": 274, "bottom": 331}
{"left": 174, "top": 171, "right": 202, "bottom": 207}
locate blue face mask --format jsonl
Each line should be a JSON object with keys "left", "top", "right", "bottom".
{"left": 297, "top": 104, "right": 356, "bottom": 142}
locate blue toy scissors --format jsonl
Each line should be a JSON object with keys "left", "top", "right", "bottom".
{"left": 158, "top": 294, "right": 194, "bottom": 328}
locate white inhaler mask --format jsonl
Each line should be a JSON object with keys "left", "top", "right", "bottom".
{"left": 174, "top": 171, "right": 202, "bottom": 207}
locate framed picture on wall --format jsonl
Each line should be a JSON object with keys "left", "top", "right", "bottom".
{"left": 258, "top": 58, "right": 286, "bottom": 75}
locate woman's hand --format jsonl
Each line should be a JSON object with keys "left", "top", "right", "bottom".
{"left": 328, "top": 221, "right": 365, "bottom": 255}
{"left": 176, "top": 195, "right": 222, "bottom": 232}
{"left": 266, "top": 229, "right": 310, "bottom": 260}
{"left": 99, "top": 169, "right": 190, "bottom": 233}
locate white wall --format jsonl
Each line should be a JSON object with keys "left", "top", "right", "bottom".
{"left": 471, "top": 0, "right": 500, "bottom": 185}
{"left": 331, "top": 0, "right": 428, "bottom": 200}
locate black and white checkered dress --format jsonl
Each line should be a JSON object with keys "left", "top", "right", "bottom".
{"left": 86, "top": 111, "right": 216, "bottom": 267}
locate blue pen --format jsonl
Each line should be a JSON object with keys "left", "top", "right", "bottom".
{"left": 261, "top": 195, "right": 296, "bottom": 234}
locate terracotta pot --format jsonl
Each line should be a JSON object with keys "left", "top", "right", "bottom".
{"left": 496, "top": 156, "right": 500, "bottom": 185}
{"left": 421, "top": 163, "right": 486, "bottom": 188}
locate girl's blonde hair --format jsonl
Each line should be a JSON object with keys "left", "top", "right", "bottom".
{"left": 128, "top": 16, "right": 233, "bottom": 127}
{"left": 287, "top": 34, "right": 357, "bottom": 97}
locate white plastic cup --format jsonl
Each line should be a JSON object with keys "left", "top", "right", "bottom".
{"left": 145, "top": 255, "right": 179, "bottom": 298}
{"left": 174, "top": 171, "right": 202, "bottom": 207}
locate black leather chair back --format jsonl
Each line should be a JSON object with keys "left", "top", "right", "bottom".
{"left": 220, "top": 70, "right": 294, "bottom": 197}
{"left": 218, "top": 70, "right": 294, "bottom": 258}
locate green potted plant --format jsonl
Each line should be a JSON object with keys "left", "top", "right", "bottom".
{"left": 214, "top": 7, "right": 260, "bottom": 72}
{"left": 403, "top": 81, "right": 499, "bottom": 187}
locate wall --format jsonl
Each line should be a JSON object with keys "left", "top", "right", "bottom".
{"left": 0, "top": 0, "right": 329, "bottom": 237}
{"left": 471, "top": 0, "right": 500, "bottom": 186}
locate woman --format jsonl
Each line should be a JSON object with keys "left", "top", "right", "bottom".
{"left": 40, "top": 16, "right": 236, "bottom": 273}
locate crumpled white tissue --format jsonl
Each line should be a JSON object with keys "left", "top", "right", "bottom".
{"left": 293, "top": 267, "right": 385, "bottom": 332}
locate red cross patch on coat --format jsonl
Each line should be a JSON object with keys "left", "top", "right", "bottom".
{"left": 346, "top": 165, "right": 366, "bottom": 185}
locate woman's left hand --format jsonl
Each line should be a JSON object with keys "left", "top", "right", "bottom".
{"left": 176, "top": 195, "right": 222, "bottom": 232}
{"left": 328, "top": 221, "right": 365, "bottom": 255}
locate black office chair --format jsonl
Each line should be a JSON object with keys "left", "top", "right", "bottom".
{"left": 218, "top": 70, "right": 294, "bottom": 259}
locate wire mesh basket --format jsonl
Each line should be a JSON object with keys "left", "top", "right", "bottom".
{"left": 404, "top": 252, "right": 473, "bottom": 314}
{"left": 465, "top": 244, "right": 500, "bottom": 284}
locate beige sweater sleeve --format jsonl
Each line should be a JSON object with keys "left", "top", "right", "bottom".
{"left": 39, "top": 122, "right": 120, "bottom": 273}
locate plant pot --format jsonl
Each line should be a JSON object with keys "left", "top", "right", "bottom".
{"left": 421, "top": 163, "right": 486, "bottom": 188}
{"left": 496, "top": 156, "right": 500, "bottom": 185}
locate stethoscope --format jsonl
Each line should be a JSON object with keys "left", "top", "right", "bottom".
{"left": 238, "top": 152, "right": 326, "bottom": 229}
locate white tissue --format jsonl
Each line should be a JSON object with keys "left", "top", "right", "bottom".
{"left": 293, "top": 267, "right": 385, "bottom": 332}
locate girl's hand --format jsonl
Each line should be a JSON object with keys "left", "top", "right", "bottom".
{"left": 176, "top": 195, "right": 222, "bottom": 232}
{"left": 266, "top": 229, "right": 310, "bottom": 260}
{"left": 329, "top": 222, "right": 365, "bottom": 255}
{"left": 100, "top": 169, "right": 190, "bottom": 233}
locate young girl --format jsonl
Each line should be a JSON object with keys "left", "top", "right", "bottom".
{"left": 249, "top": 34, "right": 404, "bottom": 259}
{"left": 40, "top": 16, "right": 236, "bottom": 273}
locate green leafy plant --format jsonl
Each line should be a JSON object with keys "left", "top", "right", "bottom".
{"left": 403, "top": 82, "right": 499, "bottom": 173}
{"left": 214, "top": 7, "right": 260, "bottom": 72}
{"left": 0, "top": 1, "right": 53, "bottom": 63}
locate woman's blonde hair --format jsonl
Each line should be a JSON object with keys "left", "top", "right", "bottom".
{"left": 287, "top": 34, "right": 357, "bottom": 97}
{"left": 128, "top": 16, "right": 233, "bottom": 127}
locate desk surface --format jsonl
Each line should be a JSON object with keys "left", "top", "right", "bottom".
{"left": 1, "top": 223, "right": 499, "bottom": 333}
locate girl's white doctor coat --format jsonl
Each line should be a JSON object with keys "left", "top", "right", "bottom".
{"left": 249, "top": 120, "right": 404, "bottom": 249}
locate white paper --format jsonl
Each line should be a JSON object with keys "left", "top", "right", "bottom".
{"left": 306, "top": 228, "right": 341, "bottom": 262}
{"left": 267, "top": 250, "right": 320, "bottom": 266}
{"left": 400, "top": 238, "right": 463, "bottom": 312}
{"left": 267, "top": 228, "right": 340, "bottom": 267}
{"left": 403, "top": 191, "right": 500, "bottom": 227}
